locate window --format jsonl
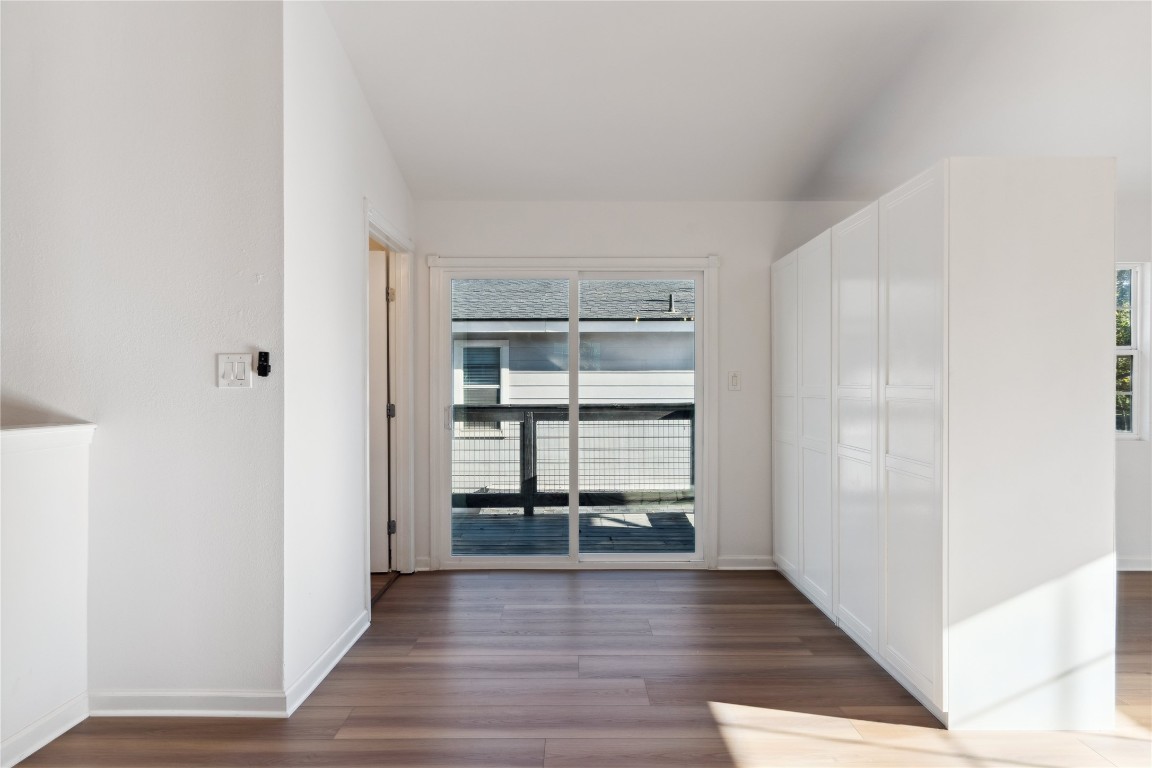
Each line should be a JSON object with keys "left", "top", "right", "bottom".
{"left": 462, "top": 346, "right": 501, "bottom": 405}
{"left": 453, "top": 340, "right": 508, "bottom": 434}
{"left": 1116, "top": 266, "right": 1139, "bottom": 434}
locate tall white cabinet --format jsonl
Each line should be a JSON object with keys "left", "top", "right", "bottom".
{"left": 772, "top": 232, "right": 834, "bottom": 615}
{"left": 771, "top": 158, "right": 1117, "bottom": 730}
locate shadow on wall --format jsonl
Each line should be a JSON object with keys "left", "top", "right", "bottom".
{"left": 770, "top": 201, "right": 870, "bottom": 261}
{"left": 0, "top": 394, "right": 85, "bottom": 428}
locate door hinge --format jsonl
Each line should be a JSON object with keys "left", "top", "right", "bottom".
{"left": 386, "top": 403, "right": 397, "bottom": 418}
{"left": 387, "top": 288, "right": 397, "bottom": 302}
{"left": 387, "top": 520, "right": 397, "bottom": 535}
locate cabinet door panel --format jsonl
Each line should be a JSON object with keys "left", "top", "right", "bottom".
{"left": 798, "top": 234, "right": 832, "bottom": 612}
{"left": 878, "top": 168, "right": 944, "bottom": 707}
{"left": 883, "top": 468, "right": 941, "bottom": 696}
{"left": 801, "top": 446, "right": 833, "bottom": 607}
{"left": 772, "top": 442, "right": 799, "bottom": 574}
{"left": 801, "top": 397, "right": 830, "bottom": 442}
{"left": 773, "top": 395, "right": 796, "bottom": 438}
{"left": 799, "top": 234, "right": 832, "bottom": 391}
{"left": 837, "top": 398, "right": 872, "bottom": 452}
{"left": 771, "top": 258, "right": 798, "bottom": 395}
{"left": 886, "top": 399, "right": 935, "bottom": 466}
{"left": 832, "top": 204, "right": 880, "bottom": 649}
{"left": 837, "top": 455, "right": 878, "bottom": 644}
{"left": 882, "top": 172, "right": 945, "bottom": 389}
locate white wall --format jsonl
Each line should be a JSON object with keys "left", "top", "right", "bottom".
{"left": 945, "top": 158, "right": 1117, "bottom": 728}
{"left": 1, "top": 1, "right": 287, "bottom": 708}
{"left": 283, "top": 2, "right": 414, "bottom": 693}
{"left": 414, "top": 201, "right": 861, "bottom": 569}
{"left": 2, "top": 426, "right": 95, "bottom": 767}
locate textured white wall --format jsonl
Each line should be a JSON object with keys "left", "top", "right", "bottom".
{"left": 413, "top": 201, "right": 861, "bottom": 568}
{"left": 283, "top": 2, "right": 414, "bottom": 688}
{"left": 1, "top": 1, "right": 286, "bottom": 702}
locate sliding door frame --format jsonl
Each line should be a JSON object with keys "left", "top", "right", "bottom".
{"left": 427, "top": 254, "right": 719, "bottom": 569}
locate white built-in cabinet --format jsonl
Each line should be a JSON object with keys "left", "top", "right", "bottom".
{"left": 771, "top": 231, "right": 833, "bottom": 614}
{"left": 771, "top": 158, "right": 1117, "bottom": 730}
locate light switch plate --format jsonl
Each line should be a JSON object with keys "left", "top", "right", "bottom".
{"left": 728, "top": 371, "right": 742, "bottom": 391}
{"left": 218, "top": 354, "right": 253, "bottom": 388}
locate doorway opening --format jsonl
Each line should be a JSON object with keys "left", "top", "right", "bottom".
{"left": 366, "top": 205, "right": 415, "bottom": 601}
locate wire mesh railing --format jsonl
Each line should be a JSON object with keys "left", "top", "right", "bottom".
{"left": 451, "top": 403, "right": 695, "bottom": 514}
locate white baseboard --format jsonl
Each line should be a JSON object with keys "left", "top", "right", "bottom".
{"left": 88, "top": 688, "right": 287, "bottom": 718}
{"left": 415, "top": 555, "right": 432, "bottom": 571}
{"left": 865, "top": 647, "right": 948, "bottom": 726}
{"left": 716, "top": 556, "right": 776, "bottom": 570}
{"left": 88, "top": 612, "right": 370, "bottom": 719}
{"left": 285, "top": 609, "right": 370, "bottom": 715}
{"left": 1, "top": 692, "right": 88, "bottom": 768}
{"left": 1118, "top": 557, "right": 1152, "bottom": 571}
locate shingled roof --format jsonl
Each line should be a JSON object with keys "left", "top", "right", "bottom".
{"left": 451, "top": 279, "right": 695, "bottom": 320}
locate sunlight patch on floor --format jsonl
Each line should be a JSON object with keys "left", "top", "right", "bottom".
{"left": 708, "top": 701, "right": 1150, "bottom": 768}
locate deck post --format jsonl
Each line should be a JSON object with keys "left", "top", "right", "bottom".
{"left": 520, "top": 411, "right": 537, "bottom": 515}
{"left": 689, "top": 410, "right": 696, "bottom": 487}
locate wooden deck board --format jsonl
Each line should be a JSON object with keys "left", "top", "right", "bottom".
{"left": 451, "top": 507, "right": 695, "bottom": 555}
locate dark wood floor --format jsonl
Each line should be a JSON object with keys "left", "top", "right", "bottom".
{"left": 21, "top": 571, "right": 1151, "bottom": 767}
{"left": 370, "top": 572, "right": 398, "bottom": 604}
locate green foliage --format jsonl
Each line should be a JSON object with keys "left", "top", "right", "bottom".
{"left": 1116, "top": 270, "right": 1135, "bottom": 431}
{"left": 1117, "top": 269, "right": 1133, "bottom": 346}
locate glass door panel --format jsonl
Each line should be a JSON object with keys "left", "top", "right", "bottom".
{"left": 450, "top": 279, "right": 570, "bottom": 556}
{"left": 577, "top": 279, "right": 696, "bottom": 554}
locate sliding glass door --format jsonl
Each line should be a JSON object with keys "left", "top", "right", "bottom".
{"left": 577, "top": 279, "right": 695, "bottom": 555}
{"left": 449, "top": 278, "right": 571, "bottom": 556}
{"left": 445, "top": 271, "right": 700, "bottom": 563}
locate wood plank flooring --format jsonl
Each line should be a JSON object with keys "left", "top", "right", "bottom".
{"left": 21, "top": 571, "right": 1151, "bottom": 767}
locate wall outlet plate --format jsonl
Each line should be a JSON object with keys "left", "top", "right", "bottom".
{"left": 218, "top": 354, "right": 253, "bottom": 388}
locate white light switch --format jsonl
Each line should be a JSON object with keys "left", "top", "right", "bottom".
{"left": 218, "top": 354, "right": 253, "bottom": 388}
{"left": 728, "top": 371, "right": 742, "bottom": 391}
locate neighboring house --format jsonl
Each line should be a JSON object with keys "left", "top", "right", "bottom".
{"left": 451, "top": 278, "right": 696, "bottom": 405}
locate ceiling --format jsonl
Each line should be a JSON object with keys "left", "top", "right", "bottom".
{"left": 325, "top": 1, "right": 1150, "bottom": 203}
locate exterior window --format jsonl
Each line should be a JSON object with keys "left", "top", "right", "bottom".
{"left": 453, "top": 340, "right": 508, "bottom": 434}
{"left": 1117, "top": 266, "right": 1139, "bottom": 434}
{"left": 462, "top": 346, "right": 501, "bottom": 405}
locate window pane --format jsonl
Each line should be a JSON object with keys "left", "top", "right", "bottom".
{"left": 1117, "top": 354, "right": 1134, "bottom": 393}
{"left": 578, "top": 279, "right": 696, "bottom": 555}
{"left": 1117, "top": 269, "right": 1133, "bottom": 347}
{"left": 1117, "top": 354, "right": 1134, "bottom": 432}
{"left": 462, "top": 387, "right": 498, "bottom": 405}
{"left": 462, "top": 347, "right": 500, "bottom": 385}
{"left": 1117, "top": 394, "right": 1134, "bottom": 432}
{"left": 450, "top": 279, "right": 570, "bottom": 556}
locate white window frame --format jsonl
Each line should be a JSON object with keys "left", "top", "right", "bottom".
{"left": 453, "top": 339, "right": 510, "bottom": 437}
{"left": 1116, "top": 263, "right": 1146, "bottom": 440}
{"left": 428, "top": 255, "right": 719, "bottom": 570}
